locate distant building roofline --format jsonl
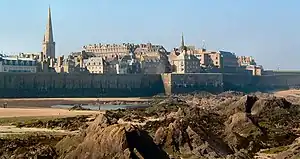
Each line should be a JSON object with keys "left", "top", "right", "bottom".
{"left": 1, "top": 57, "right": 36, "bottom": 61}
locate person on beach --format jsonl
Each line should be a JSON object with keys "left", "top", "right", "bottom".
{"left": 3, "top": 102, "right": 7, "bottom": 108}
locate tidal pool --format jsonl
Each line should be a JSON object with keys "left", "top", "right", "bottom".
{"left": 51, "top": 104, "right": 149, "bottom": 111}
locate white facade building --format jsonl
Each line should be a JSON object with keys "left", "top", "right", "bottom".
{"left": 0, "top": 57, "right": 37, "bottom": 73}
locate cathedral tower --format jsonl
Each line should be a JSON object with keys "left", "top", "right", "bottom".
{"left": 42, "top": 6, "right": 55, "bottom": 58}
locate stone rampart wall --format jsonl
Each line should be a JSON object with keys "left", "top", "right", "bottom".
{"left": 169, "top": 73, "right": 224, "bottom": 94}
{"left": 256, "top": 75, "right": 300, "bottom": 89}
{"left": 0, "top": 73, "right": 300, "bottom": 97}
{"left": 0, "top": 73, "right": 164, "bottom": 97}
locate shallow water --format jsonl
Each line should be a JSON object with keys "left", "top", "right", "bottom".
{"left": 51, "top": 104, "right": 149, "bottom": 111}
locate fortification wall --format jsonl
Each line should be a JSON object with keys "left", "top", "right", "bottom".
{"left": 0, "top": 73, "right": 164, "bottom": 97}
{"left": 1, "top": 73, "right": 300, "bottom": 98}
{"left": 222, "top": 73, "right": 260, "bottom": 92}
{"left": 256, "top": 75, "right": 300, "bottom": 89}
{"left": 161, "top": 74, "right": 172, "bottom": 95}
{"left": 222, "top": 74, "right": 300, "bottom": 92}
{"left": 169, "top": 73, "right": 223, "bottom": 94}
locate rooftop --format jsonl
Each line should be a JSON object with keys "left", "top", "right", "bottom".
{"left": 1, "top": 57, "right": 36, "bottom": 61}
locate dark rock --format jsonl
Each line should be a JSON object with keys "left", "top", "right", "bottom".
{"left": 69, "top": 104, "right": 91, "bottom": 111}
{"left": 14, "top": 115, "right": 90, "bottom": 131}
{"left": 0, "top": 135, "right": 62, "bottom": 159}
{"left": 57, "top": 114, "right": 170, "bottom": 159}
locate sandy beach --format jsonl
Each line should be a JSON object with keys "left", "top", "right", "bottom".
{"left": 0, "top": 108, "right": 100, "bottom": 118}
{"left": 273, "top": 89, "right": 300, "bottom": 97}
{"left": 0, "top": 97, "right": 151, "bottom": 108}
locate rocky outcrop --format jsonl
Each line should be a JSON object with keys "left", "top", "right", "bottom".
{"left": 14, "top": 115, "right": 90, "bottom": 131}
{"left": 56, "top": 114, "right": 169, "bottom": 159}
{"left": 3, "top": 92, "right": 300, "bottom": 159}
{"left": 69, "top": 104, "right": 91, "bottom": 110}
{"left": 0, "top": 135, "right": 62, "bottom": 159}
{"left": 142, "top": 94, "right": 300, "bottom": 158}
{"left": 255, "top": 137, "right": 300, "bottom": 159}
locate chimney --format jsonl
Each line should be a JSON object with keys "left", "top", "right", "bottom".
{"left": 39, "top": 52, "right": 43, "bottom": 61}
{"left": 58, "top": 56, "right": 63, "bottom": 66}
{"left": 79, "top": 56, "right": 83, "bottom": 68}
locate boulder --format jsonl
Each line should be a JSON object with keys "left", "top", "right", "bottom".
{"left": 57, "top": 114, "right": 170, "bottom": 159}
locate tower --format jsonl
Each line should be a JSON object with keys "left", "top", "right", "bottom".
{"left": 181, "top": 33, "right": 185, "bottom": 49}
{"left": 201, "top": 40, "right": 206, "bottom": 52}
{"left": 42, "top": 6, "right": 55, "bottom": 58}
{"left": 180, "top": 33, "right": 187, "bottom": 53}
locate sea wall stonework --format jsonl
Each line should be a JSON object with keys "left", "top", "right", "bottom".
{"left": 0, "top": 73, "right": 300, "bottom": 97}
{"left": 169, "top": 73, "right": 223, "bottom": 94}
{"left": 256, "top": 75, "right": 300, "bottom": 89}
{"left": 0, "top": 73, "right": 164, "bottom": 97}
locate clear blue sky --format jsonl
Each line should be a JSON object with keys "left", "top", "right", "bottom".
{"left": 0, "top": 0, "right": 299, "bottom": 70}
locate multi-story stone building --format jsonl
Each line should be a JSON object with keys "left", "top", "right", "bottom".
{"left": 194, "top": 49, "right": 239, "bottom": 69}
{"left": 169, "top": 35, "right": 201, "bottom": 73}
{"left": 116, "top": 54, "right": 140, "bottom": 74}
{"left": 85, "top": 57, "right": 108, "bottom": 74}
{"left": 219, "top": 51, "right": 239, "bottom": 68}
{"left": 140, "top": 56, "right": 163, "bottom": 74}
{"left": 246, "top": 65, "right": 263, "bottom": 76}
{"left": 82, "top": 42, "right": 167, "bottom": 59}
{"left": 139, "top": 49, "right": 171, "bottom": 74}
{"left": 0, "top": 56, "right": 37, "bottom": 73}
{"left": 238, "top": 56, "right": 256, "bottom": 66}
{"left": 85, "top": 45, "right": 142, "bottom": 74}
{"left": 70, "top": 51, "right": 95, "bottom": 59}
{"left": 51, "top": 55, "right": 87, "bottom": 73}
{"left": 170, "top": 52, "right": 201, "bottom": 73}
{"left": 18, "top": 52, "right": 41, "bottom": 61}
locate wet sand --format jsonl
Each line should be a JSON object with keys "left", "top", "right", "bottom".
{"left": 0, "top": 97, "right": 151, "bottom": 108}
{"left": 274, "top": 89, "right": 300, "bottom": 98}
{"left": 0, "top": 108, "right": 100, "bottom": 118}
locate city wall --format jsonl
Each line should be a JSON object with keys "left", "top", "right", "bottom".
{"left": 161, "top": 73, "right": 300, "bottom": 94}
{"left": 256, "top": 75, "right": 300, "bottom": 89}
{"left": 0, "top": 72, "right": 300, "bottom": 97}
{"left": 164, "top": 73, "right": 224, "bottom": 95}
{"left": 0, "top": 73, "right": 164, "bottom": 98}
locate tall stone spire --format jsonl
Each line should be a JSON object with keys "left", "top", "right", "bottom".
{"left": 42, "top": 5, "right": 55, "bottom": 58}
{"left": 180, "top": 33, "right": 187, "bottom": 52}
{"left": 181, "top": 33, "right": 185, "bottom": 48}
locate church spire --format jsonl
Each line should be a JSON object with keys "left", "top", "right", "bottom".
{"left": 181, "top": 32, "right": 185, "bottom": 48}
{"left": 180, "top": 33, "right": 187, "bottom": 52}
{"left": 44, "top": 6, "right": 53, "bottom": 43}
{"left": 42, "top": 5, "right": 55, "bottom": 58}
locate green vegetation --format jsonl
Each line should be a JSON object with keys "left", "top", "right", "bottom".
{"left": 0, "top": 116, "right": 66, "bottom": 126}
{"left": 1, "top": 131, "right": 66, "bottom": 140}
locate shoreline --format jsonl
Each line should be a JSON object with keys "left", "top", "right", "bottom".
{"left": 0, "top": 97, "right": 152, "bottom": 101}
{"left": 0, "top": 107, "right": 101, "bottom": 118}
{"left": 0, "top": 97, "right": 152, "bottom": 108}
